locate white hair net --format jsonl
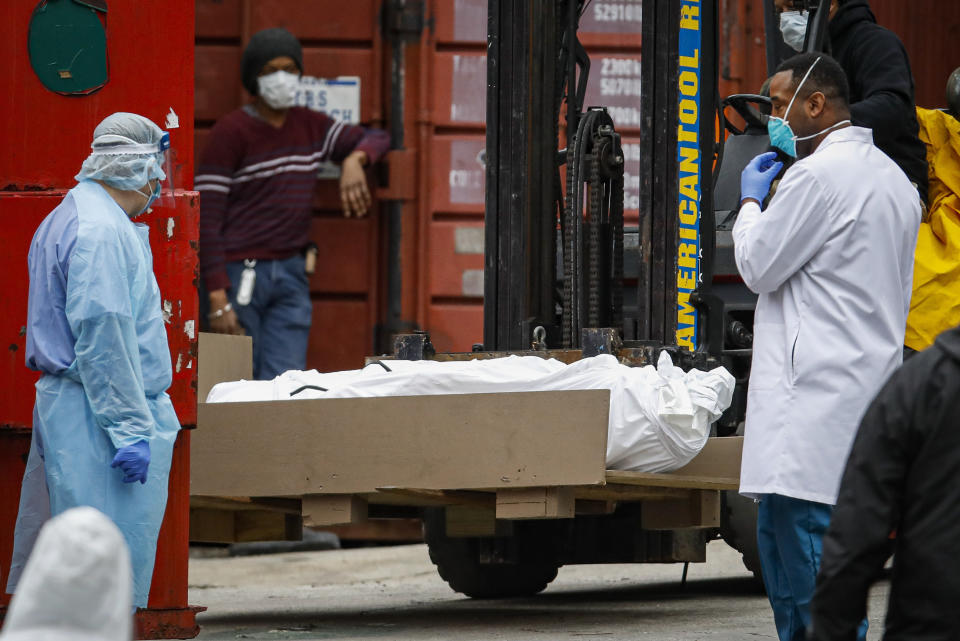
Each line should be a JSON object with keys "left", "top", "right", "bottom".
{"left": 75, "top": 112, "right": 168, "bottom": 191}
{"left": 0, "top": 507, "right": 132, "bottom": 641}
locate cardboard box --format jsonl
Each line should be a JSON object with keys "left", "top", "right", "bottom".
{"left": 193, "top": 380, "right": 611, "bottom": 496}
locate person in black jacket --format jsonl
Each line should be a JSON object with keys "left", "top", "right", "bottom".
{"left": 775, "top": 0, "right": 929, "bottom": 204}
{"left": 807, "top": 324, "right": 960, "bottom": 641}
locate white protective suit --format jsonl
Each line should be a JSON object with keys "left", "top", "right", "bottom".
{"left": 8, "top": 114, "right": 179, "bottom": 610}
{"left": 0, "top": 507, "right": 132, "bottom": 641}
{"left": 735, "top": 126, "right": 921, "bottom": 505}
{"left": 7, "top": 180, "right": 179, "bottom": 609}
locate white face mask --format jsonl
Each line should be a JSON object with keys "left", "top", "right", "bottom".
{"left": 132, "top": 180, "right": 161, "bottom": 217}
{"left": 780, "top": 11, "right": 809, "bottom": 52}
{"left": 257, "top": 70, "right": 300, "bottom": 110}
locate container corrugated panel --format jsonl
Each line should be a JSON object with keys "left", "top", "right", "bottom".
{"left": 718, "top": 0, "right": 960, "bottom": 110}
{"left": 0, "top": 1, "right": 194, "bottom": 189}
{"left": 871, "top": 1, "right": 960, "bottom": 109}
{"left": 427, "top": 2, "right": 486, "bottom": 353}
{"left": 195, "top": 0, "right": 383, "bottom": 372}
{"left": 1, "top": 0, "right": 198, "bottom": 426}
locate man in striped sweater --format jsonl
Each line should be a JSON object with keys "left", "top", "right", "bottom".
{"left": 196, "top": 28, "right": 389, "bottom": 380}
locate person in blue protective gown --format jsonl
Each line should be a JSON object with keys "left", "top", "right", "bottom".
{"left": 5, "top": 112, "right": 181, "bottom": 610}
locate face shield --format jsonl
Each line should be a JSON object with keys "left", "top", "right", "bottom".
{"left": 78, "top": 130, "right": 176, "bottom": 208}
{"left": 157, "top": 131, "right": 174, "bottom": 206}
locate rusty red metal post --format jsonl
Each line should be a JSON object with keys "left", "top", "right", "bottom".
{"left": 0, "top": 2, "right": 200, "bottom": 638}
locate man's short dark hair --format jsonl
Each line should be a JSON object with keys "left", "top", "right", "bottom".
{"left": 775, "top": 53, "right": 850, "bottom": 107}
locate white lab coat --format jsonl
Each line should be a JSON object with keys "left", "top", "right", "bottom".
{"left": 734, "top": 126, "right": 920, "bottom": 505}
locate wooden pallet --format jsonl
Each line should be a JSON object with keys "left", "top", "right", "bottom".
{"left": 190, "top": 333, "right": 741, "bottom": 543}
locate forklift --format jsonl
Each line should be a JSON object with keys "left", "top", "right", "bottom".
{"left": 392, "top": 0, "right": 838, "bottom": 597}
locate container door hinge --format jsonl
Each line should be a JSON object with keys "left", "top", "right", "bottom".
{"left": 383, "top": 0, "right": 431, "bottom": 41}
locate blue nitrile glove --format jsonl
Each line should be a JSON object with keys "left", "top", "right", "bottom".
{"left": 740, "top": 151, "right": 784, "bottom": 205}
{"left": 111, "top": 440, "right": 151, "bottom": 484}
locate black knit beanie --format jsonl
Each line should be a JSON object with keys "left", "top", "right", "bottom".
{"left": 241, "top": 28, "right": 303, "bottom": 96}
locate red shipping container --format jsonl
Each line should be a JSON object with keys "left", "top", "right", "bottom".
{"left": 0, "top": 1, "right": 201, "bottom": 637}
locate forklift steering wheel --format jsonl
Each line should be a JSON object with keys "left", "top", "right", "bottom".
{"left": 722, "top": 94, "right": 772, "bottom": 136}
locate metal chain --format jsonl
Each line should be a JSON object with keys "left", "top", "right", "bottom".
{"left": 562, "top": 142, "right": 576, "bottom": 347}
{"left": 587, "top": 135, "right": 602, "bottom": 329}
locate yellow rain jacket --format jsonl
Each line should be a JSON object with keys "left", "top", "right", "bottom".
{"left": 905, "top": 108, "right": 960, "bottom": 351}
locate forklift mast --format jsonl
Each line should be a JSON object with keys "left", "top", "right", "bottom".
{"left": 483, "top": 1, "right": 570, "bottom": 351}
{"left": 638, "top": 0, "right": 718, "bottom": 350}
{"left": 483, "top": 0, "right": 719, "bottom": 356}
{"left": 390, "top": 1, "right": 767, "bottom": 592}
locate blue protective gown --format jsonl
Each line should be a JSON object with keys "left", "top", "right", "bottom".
{"left": 6, "top": 180, "right": 180, "bottom": 608}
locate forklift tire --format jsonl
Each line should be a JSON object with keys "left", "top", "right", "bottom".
{"left": 423, "top": 509, "right": 561, "bottom": 599}
{"left": 720, "top": 490, "right": 765, "bottom": 590}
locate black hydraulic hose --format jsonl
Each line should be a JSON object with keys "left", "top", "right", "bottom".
{"left": 385, "top": 2, "right": 407, "bottom": 336}
{"left": 573, "top": 112, "right": 592, "bottom": 341}
{"left": 566, "top": 0, "right": 579, "bottom": 146}
{"left": 611, "top": 145, "right": 624, "bottom": 330}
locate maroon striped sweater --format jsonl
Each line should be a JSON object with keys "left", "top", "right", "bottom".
{"left": 196, "top": 106, "right": 389, "bottom": 291}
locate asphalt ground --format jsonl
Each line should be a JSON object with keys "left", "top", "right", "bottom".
{"left": 190, "top": 540, "right": 890, "bottom": 640}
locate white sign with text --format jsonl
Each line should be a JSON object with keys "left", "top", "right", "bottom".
{"left": 296, "top": 76, "right": 362, "bottom": 179}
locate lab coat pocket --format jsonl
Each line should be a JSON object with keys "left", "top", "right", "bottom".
{"left": 789, "top": 322, "right": 801, "bottom": 385}
{"left": 748, "top": 322, "right": 785, "bottom": 391}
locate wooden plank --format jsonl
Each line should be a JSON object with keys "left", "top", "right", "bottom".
{"left": 496, "top": 487, "right": 575, "bottom": 520}
{"left": 446, "top": 505, "right": 497, "bottom": 537}
{"left": 672, "top": 436, "right": 743, "bottom": 478}
{"left": 573, "top": 484, "right": 691, "bottom": 502}
{"left": 234, "top": 511, "right": 301, "bottom": 543}
{"left": 574, "top": 500, "right": 616, "bottom": 515}
{"left": 375, "top": 487, "right": 495, "bottom": 508}
{"left": 604, "top": 437, "right": 743, "bottom": 491}
{"left": 189, "top": 508, "right": 235, "bottom": 543}
{"left": 189, "top": 507, "right": 300, "bottom": 543}
{"left": 640, "top": 490, "right": 721, "bottom": 530}
{"left": 316, "top": 519, "right": 424, "bottom": 543}
{"left": 372, "top": 488, "right": 452, "bottom": 506}
{"left": 197, "top": 332, "right": 252, "bottom": 402}
{"left": 302, "top": 495, "right": 368, "bottom": 527}
{"left": 603, "top": 472, "right": 739, "bottom": 490}
{"left": 194, "top": 390, "right": 610, "bottom": 496}
{"left": 190, "top": 495, "right": 300, "bottom": 514}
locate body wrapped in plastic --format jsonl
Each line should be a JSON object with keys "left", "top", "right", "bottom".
{"left": 207, "top": 352, "right": 735, "bottom": 473}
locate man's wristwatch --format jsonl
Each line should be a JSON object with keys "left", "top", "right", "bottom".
{"left": 208, "top": 303, "right": 233, "bottom": 319}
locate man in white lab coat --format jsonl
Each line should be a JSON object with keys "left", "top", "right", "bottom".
{"left": 734, "top": 53, "right": 921, "bottom": 641}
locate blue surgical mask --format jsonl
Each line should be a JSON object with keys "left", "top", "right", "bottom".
{"left": 767, "top": 117, "right": 799, "bottom": 159}
{"left": 766, "top": 57, "right": 850, "bottom": 158}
